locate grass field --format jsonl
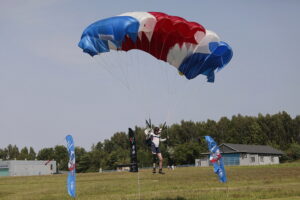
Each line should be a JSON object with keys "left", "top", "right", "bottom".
{"left": 0, "top": 163, "right": 300, "bottom": 200}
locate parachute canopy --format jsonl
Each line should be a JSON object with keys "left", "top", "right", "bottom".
{"left": 78, "top": 12, "right": 233, "bottom": 82}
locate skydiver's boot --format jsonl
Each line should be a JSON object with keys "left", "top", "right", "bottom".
{"left": 152, "top": 168, "right": 156, "bottom": 174}
{"left": 159, "top": 168, "right": 165, "bottom": 174}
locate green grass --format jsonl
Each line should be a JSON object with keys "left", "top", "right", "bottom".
{"left": 0, "top": 163, "right": 300, "bottom": 200}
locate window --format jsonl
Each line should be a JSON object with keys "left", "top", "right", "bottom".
{"left": 271, "top": 156, "right": 274, "bottom": 162}
{"left": 50, "top": 164, "right": 53, "bottom": 170}
{"left": 223, "top": 154, "right": 240, "bottom": 166}
{"left": 250, "top": 156, "right": 255, "bottom": 163}
{"left": 241, "top": 154, "right": 247, "bottom": 159}
{"left": 260, "top": 156, "right": 264, "bottom": 162}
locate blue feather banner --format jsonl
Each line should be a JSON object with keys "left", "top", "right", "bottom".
{"left": 66, "top": 135, "right": 76, "bottom": 198}
{"left": 204, "top": 136, "right": 227, "bottom": 183}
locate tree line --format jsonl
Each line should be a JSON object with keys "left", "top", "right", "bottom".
{"left": 0, "top": 111, "right": 299, "bottom": 172}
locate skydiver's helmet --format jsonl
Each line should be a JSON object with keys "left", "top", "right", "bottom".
{"left": 154, "top": 127, "right": 161, "bottom": 134}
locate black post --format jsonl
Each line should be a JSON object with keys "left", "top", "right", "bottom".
{"left": 128, "top": 128, "right": 138, "bottom": 172}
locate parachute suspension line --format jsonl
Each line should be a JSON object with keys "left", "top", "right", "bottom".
{"left": 121, "top": 51, "right": 132, "bottom": 90}
{"left": 165, "top": 71, "right": 171, "bottom": 120}
{"left": 133, "top": 48, "right": 152, "bottom": 119}
{"left": 145, "top": 36, "right": 153, "bottom": 121}
{"left": 117, "top": 51, "right": 131, "bottom": 90}
{"left": 131, "top": 50, "right": 149, "bottom": 119}
{"left": 134, "top": 50, "right": 142, "bottom": 94}
{"left": 94, "top": 55, "right": 130, "bottom": 90}
{"left": 158, "top": 31, "right": 192, "bottom": 126}
{"left": 125, "top": 51, "right": 132, "bottom": 90}
{"left": 115, "top": 49, "right": 149, "bottom": 121}
{"left": 159, "top": 66, "right": 170, "bottom": 125}
{"left": 159, "top": 32, "right": 177, "bottom": 125}
{"left": 162, "top": 62, "right": 172, "bottom": 125}
{"left": 118, "top": 50, "right": 149, "bottom": 122}
{"left": 146, "top": 36, "right": 156, "bottom": 121}
{"left": 105, "top": 52, "right": 131, "bottom": 90}
{"left": 165, "top": 77, "right": 190, "bottom": 126}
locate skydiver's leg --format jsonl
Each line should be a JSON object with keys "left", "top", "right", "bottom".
{"left": 152, "top": 153, "right": 157, "bottom": 173}
{"left": 157, "top": 153, "right": 165, "bottom": 174}
{"left": 157, "top": 153, "right": 163, "bottom": 169}
{"left": 151, "top": 144, "right": 157, "bottom": 173}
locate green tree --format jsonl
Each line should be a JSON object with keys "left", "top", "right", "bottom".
{"left": 230, "top": 115, "right": 251, "bottom": 144}
{"left": 204, "top": 120, "right": 218, "bottom": 142}
{"left": 0, "top": 148, "right": 7, "bottom": 160}
{"left": 37, "top": 148, "right": 54, "bottom": 160}
{"left": 137, "top": 150, "right": 152, "bottom": 168}
{"left": 295, "top": 116, "right": 300, "bottom": 143}
{"left": 54, "top": 145, "right": 68, "bottom": 171}
{"left": 28, "top": 147, "right": 36, "bottom": 160}
{"left": 84, "top": 144, "right": 109, "bottom": 172}
{"left": 110, "top": 132, "right": 129, "bottom": 150}
{"left": 174, "top": 142, "right": 205, "bottom": 165}
{"left": 105, "top": 149, "right": 130, "bottom": 170}
{"left": 7, "top": 144, "right": 19, "bottom": 160}
{"left": 75, "top": 147, "right": 88, "bottom": 173}
{"left": 286, "top": 143, "right": 300, "bottom": 161}
{"left": 217, "top": 117, "right": 231, "bottom": 142}
{"left": 95, "top": 142, "right": 103, "bottom": 151}
{"left": 103, "top": 139, "right": 114, "bottom": 153}
{"left": 77, "top": 153, "right": 91, "bottom": 172}
{"left": 248, "top": 120, "right": 267, "bottom": 144}
{"left": 18, "top": 147, "right": 29, "bottom": 160}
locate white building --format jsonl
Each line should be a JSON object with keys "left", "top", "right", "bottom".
{"left": 196, "top": 143, "right": 284, "bottom": 167}
{"left": 0, "top": 160, "right": 57, "bottom": 177}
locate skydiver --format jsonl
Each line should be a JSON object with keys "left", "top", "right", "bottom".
{"left": 146, "top": 127, "right": 167, "bottom": 174}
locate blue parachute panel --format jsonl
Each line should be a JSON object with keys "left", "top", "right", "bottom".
{"left": 178, "top": 41, "right": 233, "bottom": 82}
{"left": 78, "top": 16, "right": 140, "bottom": 56}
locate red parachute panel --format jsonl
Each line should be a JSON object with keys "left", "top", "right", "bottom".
{"left": 121, "top": 12, "right": 206, "bottom": 62}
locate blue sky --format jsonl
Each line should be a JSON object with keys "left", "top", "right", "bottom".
{"left": 0, "top": 0, "right": 299, "bottom": 150}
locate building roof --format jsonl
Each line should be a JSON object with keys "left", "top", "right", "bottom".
{"left": 219, "top": 143, "right": 284, "bottom": 155}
